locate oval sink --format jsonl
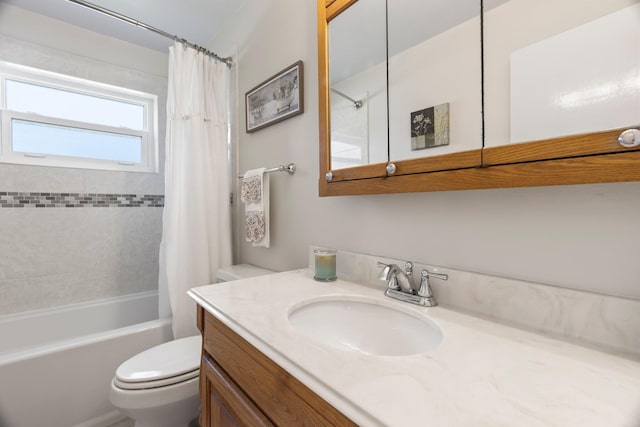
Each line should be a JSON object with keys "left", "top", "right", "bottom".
{"left": 288, "top": 298, "right": 442, "bottom": 356}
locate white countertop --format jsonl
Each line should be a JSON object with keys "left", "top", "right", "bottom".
{"left": 189, "top": 269, "right": 640, "bottom": 427}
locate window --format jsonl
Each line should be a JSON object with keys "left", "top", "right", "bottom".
{"left": 0, "top": 61, "right": 158, "bottom": 172}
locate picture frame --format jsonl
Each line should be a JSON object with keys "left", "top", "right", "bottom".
{"left": 410, "top": 102, "right": 450, "bottom": 150}
{"left": 245, "top": 61, "right": 304, "bottom": 133}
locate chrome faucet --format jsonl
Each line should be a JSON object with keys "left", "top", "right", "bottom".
{"left": 377, "top": 261, "right": 448, "bottom": 307}
{"left": 377, "top": 261, "right": 414, "bottom": 293}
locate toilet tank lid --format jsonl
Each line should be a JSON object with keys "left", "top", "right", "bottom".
{"left": 217, "top": 264, "right": 274, "bottom": 282}
{"left": 116, "top": 335, "right": 201, "bottom": 383}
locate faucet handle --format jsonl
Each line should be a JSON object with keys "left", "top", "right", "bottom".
{"left": 422, "top": 270, "right": 448, "bottom": 281}
{"left": 417, "top": 270, "right": 448, "bottom": 298}
{"left": 387, "top": 275, "right": 400, "bottom": 291}
{"left": 377, "top": 262, "right": 401, "bottom": 290}
{"left": 376, "top": 262, "right": 390, "bottom": 281}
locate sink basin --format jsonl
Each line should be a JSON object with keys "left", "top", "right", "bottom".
{"left": 288, "top": 298, "right": 442, "bottom": 356}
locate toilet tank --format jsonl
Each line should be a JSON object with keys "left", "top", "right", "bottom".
{"left": 216, "top": 264, "right": 274, "bottom": 282}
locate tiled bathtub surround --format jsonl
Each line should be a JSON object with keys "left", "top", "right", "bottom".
{"left": 311, "top": 247, "right": 640, "bottom": 357}
{"left": 0, "top": 192, "right": 164, "bottom": 208}
{"left": 0, "top": 15, "right": 168, "bottom": 318}
{"left": 0, "top": 207, "right": 163, "bottom": 315}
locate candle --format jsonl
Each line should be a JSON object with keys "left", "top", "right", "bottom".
{"left": 314, "top": 249, "right": 337, "bottom": 281}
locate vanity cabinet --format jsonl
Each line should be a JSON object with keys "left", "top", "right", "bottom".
{"left": 201, "top": 355, "right": 272, "bottom": 426}
{"left": 197, "top": 305, "right": 357, "bottom": 427}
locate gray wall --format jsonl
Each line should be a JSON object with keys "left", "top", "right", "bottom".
{"left": 0, "top": 5, "right": 168, "bottom": 314}
{"left": 212, "top": 0, "right": 640, "bottom": 300}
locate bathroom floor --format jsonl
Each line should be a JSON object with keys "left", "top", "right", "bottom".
{"left": 108, "top": 417, "right": 200, "bottom": 427}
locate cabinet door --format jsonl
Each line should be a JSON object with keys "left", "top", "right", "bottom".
{"left": 483, "top": 0, "right": 640, "bottom": 163}
{"left": 203, "top": 309, "right": 358, "bottom": 426}
{"left": 201, "top": 355, "right": 273, "bottom": 427}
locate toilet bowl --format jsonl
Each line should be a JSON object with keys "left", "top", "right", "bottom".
{"left": 109, "top": 335, "right": 202, "bottom": 427}
{"left": 110, "top": 264, "right": 274, "bottom": 426}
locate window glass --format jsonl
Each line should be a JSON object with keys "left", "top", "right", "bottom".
{"left": 6, "top": 79, "right": 145, "bottom": 130}
{"left": 0, "top": 61, "right": 157, "bottom": 172}
{"left": 12, "top": 119, "right": 142, "bottom": 163}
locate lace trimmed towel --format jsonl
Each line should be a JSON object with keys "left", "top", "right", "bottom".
{"left": 241, "top": 168, "right": 270, "bottom": 248}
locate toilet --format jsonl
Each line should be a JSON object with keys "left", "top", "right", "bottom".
{"left": 109, "top": 264, "right": 274, "bottom": 427}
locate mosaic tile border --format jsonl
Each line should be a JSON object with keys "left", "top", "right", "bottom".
{"left": 0, "top": 192, "right": 164, "bottom": 208}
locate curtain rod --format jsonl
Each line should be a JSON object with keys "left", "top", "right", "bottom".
{"left": 66, "top": 0, "right": 233, "bottom": 68}
{"left": 330, "top": 88, "right": 363, "bottom": 109}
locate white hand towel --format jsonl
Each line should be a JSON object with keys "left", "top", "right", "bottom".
{"left": 241, "top": 168, "right": 270, "bottom": 248}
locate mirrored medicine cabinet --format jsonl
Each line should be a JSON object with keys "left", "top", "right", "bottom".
{"left": 318, "top": 0, "right": 640, "bottom": 196}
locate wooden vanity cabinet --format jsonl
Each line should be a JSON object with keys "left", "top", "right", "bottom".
{"left": 197, "top": 305, "right": 357, "bottom": 427}
{"left": 201, "top": 355, "right": 272, "bottom": 426}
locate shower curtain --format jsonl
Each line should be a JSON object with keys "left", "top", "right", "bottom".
{"left": 159, "top": 42, "right": 232, "bottom": 339}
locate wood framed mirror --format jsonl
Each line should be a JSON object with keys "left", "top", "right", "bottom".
{"left": 318, "top": 0, "right": 640, "bottom": 197}
{"left": 318, "top": 0, "right": 484, "bottom": 195}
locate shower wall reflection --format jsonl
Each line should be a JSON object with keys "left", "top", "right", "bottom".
{"left": 330, "top": 89, "right": 369, "bottom": 169}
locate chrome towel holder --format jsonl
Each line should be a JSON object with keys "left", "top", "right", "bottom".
{"left": 238, "top": 163, "right": 296, "bottom": 178}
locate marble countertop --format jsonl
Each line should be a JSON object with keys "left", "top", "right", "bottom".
{"left": 188, "top": 269, "right": 640, "bottom": 427}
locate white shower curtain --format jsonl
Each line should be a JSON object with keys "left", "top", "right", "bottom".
{"left": 159, "top": 42, "right": 232, "bottom": 339}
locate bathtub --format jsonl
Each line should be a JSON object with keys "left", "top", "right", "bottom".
{"left": 0, "top": 291, "right": 173, "bottom": 427}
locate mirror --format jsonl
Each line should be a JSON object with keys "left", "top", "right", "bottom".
{"left": 329, "top": 0, "right": 387, "bottom": 170}
{"left": 321, "top": 0, "right": 485, "bottom": 188}
{"left": 483, "top": 0, "right": 640, "bottom": 164}
{"left": 318, "top": 0, "right": 640, "bottom": 196}
{"left": 387, "top": 0, "right": 483, "bottom": 162}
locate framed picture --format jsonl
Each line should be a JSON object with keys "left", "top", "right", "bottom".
{"left": 245, "top": 61, "right": 304, "bottom": 133}
{"left": 410, "top": 102, "right": 450, "bottom": 150}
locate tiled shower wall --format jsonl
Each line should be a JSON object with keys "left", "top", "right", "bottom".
{"left": 0, "top": 11, "right": 168, "bottom": 315}
{"left": 0, "top": 204, "right": 163, "bottom": 314}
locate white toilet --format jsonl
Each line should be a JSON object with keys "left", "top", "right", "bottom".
{"left": 109, "top": 264, "right": 274, "bottom": 427}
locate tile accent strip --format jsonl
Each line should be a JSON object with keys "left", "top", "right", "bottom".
{"left": 0, "top": 192, "right": 164, "bottom": 208}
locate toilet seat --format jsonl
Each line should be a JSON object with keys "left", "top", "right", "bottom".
{"left": 115, "top": 335, "right": 201, "bottom": 390}
{"left": 114, "top": 368, "right": 199, "bottom": 390}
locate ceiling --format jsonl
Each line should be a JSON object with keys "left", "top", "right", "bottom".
{"left": 0, "top": 0, "right": 245, "bottom": 53}
{"left": 1, "top": 0, "right": 510, "bottom": 79}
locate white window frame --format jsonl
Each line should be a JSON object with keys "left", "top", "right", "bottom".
{"left": 0, "top": 61, "right": 158, "bottom": 173}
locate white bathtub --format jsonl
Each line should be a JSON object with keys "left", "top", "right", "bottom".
{"left": 0, "top": 291, "right": 173, "bottom": 427}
